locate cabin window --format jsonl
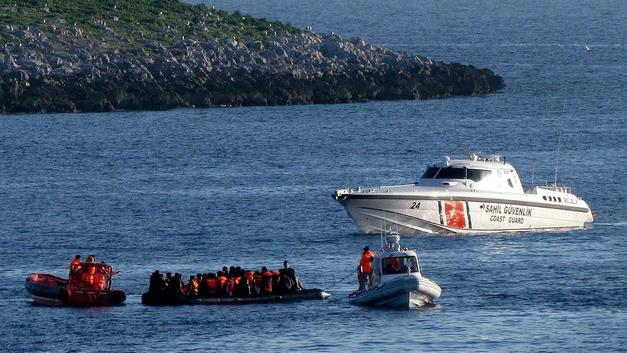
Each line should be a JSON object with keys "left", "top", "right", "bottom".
{"left": 382, "top": 256, "right": 419, "bottom": 275}
{"left": 435, "top": 167, "right": 466, "bottom": 179}
{"left": 542, "top": 196, "right": 547, "bottom": 201}
{"left": 421, "top": 167, "right": 439, "bottom": 179}
{"left": 466, "top": 169, "right": 492, "bottom": 182}
{"left": 507, "top": 179, "right": 514, "bottom": 188}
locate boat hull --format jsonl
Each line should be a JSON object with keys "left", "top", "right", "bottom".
{"left": 142, "top": 289, "right": 330, "bottom": 306}
{"left": 337, "top": 192, "right": 593, "bottom": 235}
{"left": 348, "top": 276, "right": 441, "bottom": 309}
{"left": 25, "top": 273, "right": 126, "bottom": 306}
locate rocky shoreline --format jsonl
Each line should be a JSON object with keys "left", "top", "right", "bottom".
{"left": 0, "top": 6, "right": 504, "bottom": 114}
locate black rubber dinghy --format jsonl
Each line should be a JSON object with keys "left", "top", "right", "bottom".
{"left": 142, "top": 289, "right": 330, "bottom": 306}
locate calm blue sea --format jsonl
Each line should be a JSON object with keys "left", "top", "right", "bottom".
{"left": 1, "top": 0, "right": 626, "bottom": 351}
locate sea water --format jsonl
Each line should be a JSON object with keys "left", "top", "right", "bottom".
{"left": 1, "top": 0, "right": 626, "bottom": 351}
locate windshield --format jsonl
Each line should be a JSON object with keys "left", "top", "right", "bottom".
{"left": 382, "top": 256, "right": 419, "bottom": 275}
{"left": 423, "top": 167, "right": 492, "bottom": 181}
{"left": 421, "top": 167, "right": 439, "bottom": 179}
{"left": 466, "top": 169, "right": 491, "bottom": 182}
{"left": 435, "top": 167, "right": 466, "bottom": 179}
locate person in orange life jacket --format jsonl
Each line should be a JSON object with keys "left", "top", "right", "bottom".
{"left": 217, "top": 271, "right": 228, "bottom": 296}
{"left": 69, "top": 255, "right": 81, "bottom": 275}
{"left": 244, "top": 270, "right": 255, "bottom": 292}
{"left": 260, "top": 267, "right": 273, "bottom": 294}
{"left": 93, "top": 268, "right": 106, "bottom": 289}
{"left": 384, "top": 257, "right": 403, "bottom": 274}
{"left": 245, "top": 270, "right": 254, "bottom": 282}
{"left": 283, "top": 260, "right": 304, "bottom": 291}
{"left": 358, "top": 246, "right": 376, "bottom": 291}
{"left": 81, "top": 264, "right": 98, "bottom": 286}
{"left": 196, "top": 273, "right": 202, "bottom": 292}
{"left": 186, "top": 275, "right": 200, "bottom": 296}
{"left": 205, "top": 273, "right": 218, "bottom": 297}
{"left": 272, "top": 270, "right": 281, "bottom": 292}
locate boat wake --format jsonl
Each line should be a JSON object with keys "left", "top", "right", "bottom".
{"left": 594, "top": 222, "right": 627, "bottom": 227}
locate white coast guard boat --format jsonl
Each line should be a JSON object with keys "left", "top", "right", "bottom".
{"left": 334, "top": 152, "right": 593, "bottom": 235}
{"left": 348, "top": 233, "right": 441, "bottom": 309}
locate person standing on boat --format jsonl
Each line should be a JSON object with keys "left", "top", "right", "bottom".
{"left": 358, "top": 246, "right": 376, "bottom": 291}
{"left": 283, "top": 260, "right": 304, "bottom": 291}
{"left": 69, "top": 255, "right": 81, "bottom": 274}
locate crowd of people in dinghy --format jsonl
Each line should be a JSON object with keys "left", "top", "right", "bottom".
{"left": 148, "top": 261, "right": 304, "bottom": 297}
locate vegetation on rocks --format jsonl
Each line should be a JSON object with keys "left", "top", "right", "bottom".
{"left": 0, "top": 0, "right": 298, "bottom": 45}
{"left": 0, "top": 0, "right": 504, "bottom": 114}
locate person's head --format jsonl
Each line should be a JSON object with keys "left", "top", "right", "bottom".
{"left": 363, "top": 246, "right": 369, "bottom": 253}
{"left": 197, "top": 273, "right": 202, "bottom": 279}
{"left": 261, "top": 266, "right": 268, "bottom": 273}
{"left": 283, "top": 260, "right": 290, "bottom": 269}
{"left": 166, "top": 272, "right": 172, "bottom": 278}
{"left": 189, "top": 275, "right": 194, "bottom": 280}
{"left": 74, "top": 255, "right": 81, "bottom": 260}
{"left": 86, "top": 255, "right": 95, "bottom": 263}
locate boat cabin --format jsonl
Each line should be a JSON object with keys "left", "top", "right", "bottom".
{"left": 372, "top": 234, "right": 421, "bottom": 286}
{"left": 417, "top": 152, "right": 524, "bottom": 193}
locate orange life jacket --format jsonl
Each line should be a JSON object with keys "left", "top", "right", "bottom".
{"left": 206, "top": 278, "right": 218, "bottom": 294}
{"left": 69, "top": 258, "right": 81, "bottom": 270}
{"left": 233, "top": 276, "right": 241, "bottom": 286}
{"left": 360, "top": 251, "right": 376, "bottom": 273}
{"left": 245, "top": 271, "right": 254, "bottom": 283}
{"left": 81, "top": 271, "right": 95, "bottom": 286}
{"left": 262, "top": 271, "right": 273, "bottom": 294}
{"left": 217, "top": 276, "right": 228, "bottom": 289}
{"left": 93, "top": 272, "right": 106, "bottom": 289}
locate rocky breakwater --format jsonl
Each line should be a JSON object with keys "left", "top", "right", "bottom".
{"left": 0, "top": 5, "right": 504, "bottom": 113}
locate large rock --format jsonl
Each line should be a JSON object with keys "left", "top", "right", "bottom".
{"left": 0, "top": 25, "right": 504, "bottom": 114}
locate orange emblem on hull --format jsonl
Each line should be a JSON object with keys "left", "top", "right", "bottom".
{"left": 444, "top": 201, "right": 466, "bottom": 229}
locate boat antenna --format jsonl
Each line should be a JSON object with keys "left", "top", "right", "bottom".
{"left": 380, "top": 213, "right": 385, "bottom": 250}
{"left": 554, "top": 102, "right": 565, "bottom": 186}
